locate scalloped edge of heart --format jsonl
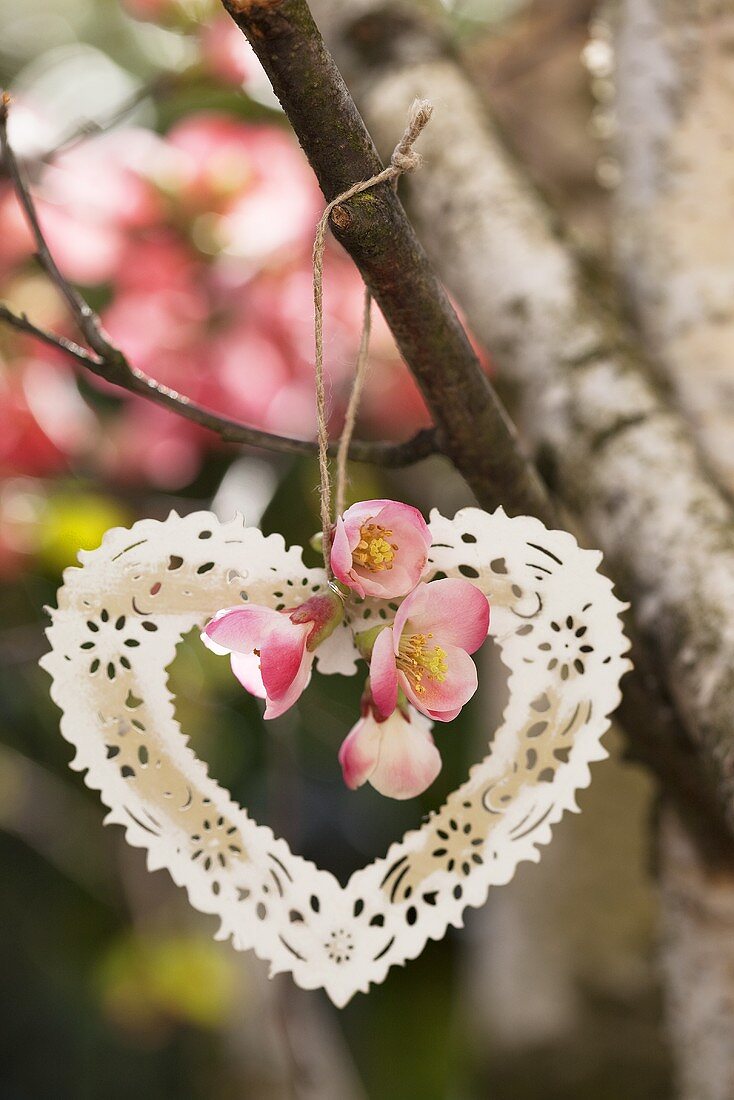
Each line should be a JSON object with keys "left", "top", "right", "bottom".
{"left": 41, "top": 507, "right": 631, "bottom": 1005}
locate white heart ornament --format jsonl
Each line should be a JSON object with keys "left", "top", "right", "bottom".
{"left": 41, "top": 507, "right": 629, "bottom": 1006}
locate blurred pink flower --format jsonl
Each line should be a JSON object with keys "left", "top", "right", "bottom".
{"left": 0, "top": 359, "right": 95, "bottom": 477}
{"left": 199, "top": 16, "right": 257, "bottom": 86}
{"left": 99, "top": 400, "right": 206, "bottom": 490}
{"left": 0, "top": 129, "right": 163, "bottom": 285}
{"left": 102, "top": 285, "right": 208, "bottom": 376}
{"left": 165, "top": 115, "right": 321, "bottom": 261}
{"left": 115, "top": 232, "right": 197, "bottom": 293}
{"left": 0, "top": 101, "right": 487, "bottom": 494}
{"left": 120, "top": 0, "right": 262, "bottom": 91}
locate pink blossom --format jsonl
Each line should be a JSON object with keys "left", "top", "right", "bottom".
{"left": 0, "top": 360, "right": 91, "bottom": 477}
{"left": 207, "top": 324, "right": 289, "bottom": 425}
{"left": 165, "top": 115, "right": 320, "bottom": 260}
{"left": 0, "top": 127, "right": 162, "bottom": 285}
{"left": 32, "top": 130, "right": 163, "bottom": 285}
{"left": 102, "top": 285, "right": 208, "bottom": 376}
{"left": 339, "top": 698, "right": 441, "bottom": 800}
{"left": 120, "top": 0, "right": 173, "bottom": 20}
{"left": 331, "top": 499, "right": 431, "bottom": 599}
{"left": 115, "top": 232, "right": 197, "bottom": 293}
{"left": 202, "top": 592, "right": 343, "bottom": 718}
{"left": 0, "top": 95, "right": 482, "bottom": 493}
{"left": 99, "top": 400, "right": 205, "bottom": 490}
{"left": 199, "top": 17, "right": 256, "bottom": 86}
{"left": 369, "top": 579, "right": 490, "bottom": 722}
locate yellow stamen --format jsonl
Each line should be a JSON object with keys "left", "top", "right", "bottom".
{"left": 396, "top": 632, "right": 448, "bottom": 695}
{"left": 352, "top": 522, "right": 398, "bottom": 573}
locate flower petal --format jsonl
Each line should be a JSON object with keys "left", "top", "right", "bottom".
{"left": 370, "top": 626, "right": 399, "bottom": 718}
{"left": 200, "top": 630, "right": 231, "bottom": 657}
{"left": 341, "top": 498, "right": 396, "bottom": 531}
{"left": 330, "top": 516, "right": 362, "bottom": 593}
{"left": 340, "top": 501, "right": 389, "bottom": 555}
{"left": 399, "top": 643, "right": 478, "bottom": 721}
{"left": 338, "top": 716, "right": 381, "bottom": 789}
{"left": 203, "top": 605, "right": 282, "bottom": 654}
{"left": 374, "top": 500, "right": 430, "bottom": 549}
{"left": 394, "top": 579, "right": 489, "bottom": 653}
{"left": 263, "top": 643, "right": 313, "bottom": 719}
{"left": 259, "top": 618, "right": 310, "bottom": 701}
{"left": 352, "top": 560, "right": 415, "bottom": 600}
{"left": 369, "top": 711, "right": 441, "bottom": 799}
{"left": 229, "top": 650, "right": 267, "bottom": 699}
{"left": 384, "top": 517, "right": 431, "bottom": 576}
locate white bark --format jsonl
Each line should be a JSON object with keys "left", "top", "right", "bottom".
{"left": 660, "top": 808, "right": 734, "bottom": 1100}
{"left": 307, "top": 2, "right": 734, "bottom": 1089}
{"left": 615, "top": 0, "right": 734, "bottom": 493}
{"left": 311, "top": 0, "right": 734, "bottom": 836}
{"left": 614, "top": 4, "right": 734, "bottom": 1093}
{"left": 309, "top": 3, "right": 734, "bottom": 1088}
{"left": 312, "top": 2, "right": 734, "bottom": 1091}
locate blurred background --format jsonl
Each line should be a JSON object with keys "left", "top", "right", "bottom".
{"left": 0, "top": 0, "right": 669, "bottom": 1096}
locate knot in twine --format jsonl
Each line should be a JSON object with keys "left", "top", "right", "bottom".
{"left": 388, "top": 99, "right": 433, "bottom": 174}
{"left": 312, "top": 98, "right": 434, "bottom": 577}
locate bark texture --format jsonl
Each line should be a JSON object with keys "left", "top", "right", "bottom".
{"left": 615, "top": 0, "right": 734, "bottom": 495}
{"left": 615, "top": 4, "right": 734, "bottom": 1091}
{"left": 660, "top": 808, "right": 734, "bottom": 1100}
{"left": 310, "top": 0, "right": 734, "bottom": 852}
{"left": 222, "top": 0, "right": 552, "bottom": 521}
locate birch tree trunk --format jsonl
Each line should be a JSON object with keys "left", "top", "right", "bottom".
{"left": 310, "top": 0, "right": 734, "bottom": 839}
{"left": 615, "top": 0, "right": 734, "bottom": 495}
{"left": 659, "top": 808, "right": 734, "bottom": 1100}
{"left": 615, "top": 4, "right": 734, "bottom": 1094}
{"left": 309, "top": 0, "right": 734, "bottom": 1091}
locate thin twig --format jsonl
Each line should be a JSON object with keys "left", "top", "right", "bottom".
{"left": 0, "top": 300, "right": 436, "bottom": 465}
{"left": 0, "top": 93, "right": 437, "bottom": 469}
{"left": 1, "top": 93, "right": 108, "bottom": 357}
{"left": 0, "top": 304, "right": 96, "bottom": 367}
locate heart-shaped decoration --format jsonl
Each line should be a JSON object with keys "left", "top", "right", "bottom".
{"left": 41, "top": 507, "right": 629, "bottom": 1005}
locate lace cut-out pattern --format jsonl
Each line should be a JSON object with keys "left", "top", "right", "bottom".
{"left": 42, "top": 508, "right": 630, "bottom": 1005}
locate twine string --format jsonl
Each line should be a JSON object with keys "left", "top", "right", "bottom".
{"left": 335, "top": 287, "right": 371, "bottom": 520}
{"left": 312, "top": 98, "right": 433, "bottom": 576}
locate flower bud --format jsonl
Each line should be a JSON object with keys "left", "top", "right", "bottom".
{"left": 289, "top": 589, "right": 344, "bottom": 651}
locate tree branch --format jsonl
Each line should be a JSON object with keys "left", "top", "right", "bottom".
{"left": 614, "top": 16, "right": 734, "bottom": 1085}
{"left": 311, "top": 0, "right": 734, "bottom": 854}
{"left": 0, "top": 95, "right": 436, "bottom": 469}
{"left": 221, "top": 0, "right": 553, "bottom": 524}
{"left": 0, "top": 304, "right": 96, "bottom": 367}
{"left": 614, "top": 2, "right": 734, "bottom": 499}
{"left": 1, "top": 94, "right": 112, "bottom": 359}
{"left": 213, "top": 0, "right": 734, "bottom": 852}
